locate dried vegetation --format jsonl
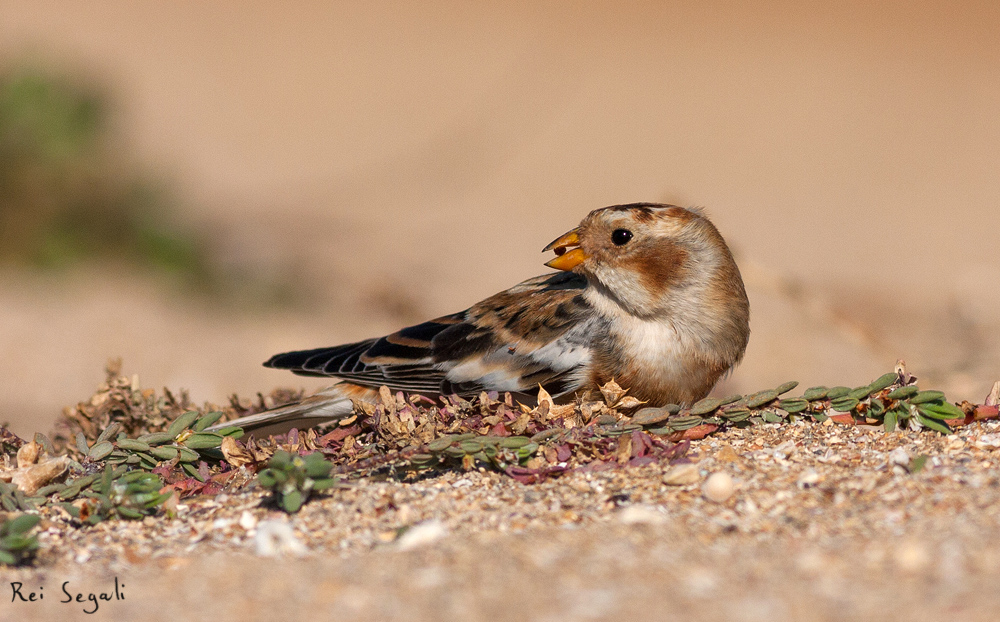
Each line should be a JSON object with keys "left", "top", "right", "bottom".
{"left": 1, "top": 358, "right": 998, "bottom": 574}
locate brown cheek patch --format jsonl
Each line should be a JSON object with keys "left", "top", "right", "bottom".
{"left": 623, "top": 241, "right": 689, "bottom": 298}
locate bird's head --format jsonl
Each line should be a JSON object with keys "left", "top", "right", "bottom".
{"left": 544, "top": 203, "right": 748, "bottom": 322}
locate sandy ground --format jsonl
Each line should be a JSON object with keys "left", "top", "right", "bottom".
{"left": 1, "top": 1, "right": 999, "bottom": 620}
{"left": 4, "top": 416, "right": 1000, "bottom": 622}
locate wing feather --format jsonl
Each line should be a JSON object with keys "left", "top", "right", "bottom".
{"left": 264, "top": 272, "right": 598, "bottom": 397}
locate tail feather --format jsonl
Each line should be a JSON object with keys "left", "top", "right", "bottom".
{"left": 207, "top": 386, "right": 359, "bottom": 437}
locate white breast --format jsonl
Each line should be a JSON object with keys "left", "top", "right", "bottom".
{"left": 584, "top": 286, "right": 713, "bottom": 389}
{"left": 612, "top": 314, "right": 698, "bottom": 376}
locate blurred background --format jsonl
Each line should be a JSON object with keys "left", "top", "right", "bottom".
{"left": 1, "top": 0, "right": 998, "bottom": 438}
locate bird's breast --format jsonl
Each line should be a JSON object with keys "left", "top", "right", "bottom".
{"left": 590, "top": 313, "right": 729, "bottom": 406}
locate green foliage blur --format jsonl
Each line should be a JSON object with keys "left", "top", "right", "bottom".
{"left": 0, "top": 68, "right": 208, "bottom": 279}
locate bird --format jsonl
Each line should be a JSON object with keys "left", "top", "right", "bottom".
{"left": 215, "top": 203, "right": 750, "bottom": 436}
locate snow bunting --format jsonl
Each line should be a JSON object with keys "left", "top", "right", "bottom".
{"left": 218, "top": 203, "right": 749, "bottom": 435}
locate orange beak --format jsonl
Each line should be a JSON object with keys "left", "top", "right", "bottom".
{"left": 543, "top": 228, "right": 588, "bottom": 271}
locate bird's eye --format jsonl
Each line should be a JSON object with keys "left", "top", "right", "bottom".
{"left": 611, "top": 229, "right": 633, "bottom": 246}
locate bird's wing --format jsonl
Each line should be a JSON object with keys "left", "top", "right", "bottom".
{"left": 265, "top": 271, "right": 601, "bottom": 398}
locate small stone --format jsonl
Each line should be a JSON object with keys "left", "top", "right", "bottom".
{"left": 617, "top": 505, "right": 667, "bottom": 525}
{"left": 888, "top": 447, "right": 911, "bottom": 474}
{"left": 238, "top": 510, "right": 257, "bottom": 531}
{"left": 715, "top": 445, "right": 740, "bottom": 463}
{"left": 737, "top": 498, "right": 759, "bottom": 516}
{"left": 888, "top": 447, "right": 910, "bottom": 465}
{"left": 773, "top": 440, "right": 797, "bottom": 460}
{"left": 701, "top": 472, "right": 735, "bottom": 503}
{"left": 797, "top": 469, "right": 822, "bottom": 488}
{"left": 975, "top": 434, "right": 1000, "bottom": 449}
{"left": 254, "top": 520, "right": 306, "bottom": 557}
{"left": 397, "top": 520, "right": 448, "bottom": 551}
{"left": 396, "top": 504, "right": 414, "bottom": 525}
{"left": 663, "top": 463, "right": 701, "bottom": 486}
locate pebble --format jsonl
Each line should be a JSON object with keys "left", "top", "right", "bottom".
{"left": 715, "top": 445, "right": 741, "bottom": 463}
{"left": 975, "top": 434, "right": 1000, "bottom": 449}
{"left": 702, "top": 472, "right": 735, "bottom": 503}
{"left": 663, "top": 463, "right": 701, "bottom": 486}
{"left": 774, "top": 440, "right": 797, "bottom": 459}
{"left": 796, "top": 469, "right": 821, "bottom": 488}
{"left": 397, "top": 520, "right": 448, "bottom": 551}
{"left": 888, "top": 447, "right": 911, "bottom": 474}
{"left": 254, "top": 520, "right": 306, "bottom": 557}
{"left": 617, "top": 504, "right": 668, "bottom": 525}
{"left": 238, "top": 510, "right": 258, "bottom": 531}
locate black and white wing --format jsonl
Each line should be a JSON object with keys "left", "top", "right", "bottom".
{"left": 265, "top": 271, "right": 602, "bottom": 399}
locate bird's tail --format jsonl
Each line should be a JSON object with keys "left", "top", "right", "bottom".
{"left": 207, "top": 384, "right": 364, "bottom": 437}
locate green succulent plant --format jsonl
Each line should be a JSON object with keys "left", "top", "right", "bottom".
{"left": 625, "top": 372, "right": 968, "bottom": 435}
{"left": 0, "top": 481, "right": 44, "bottom": 512}
{"left": 57, "top": 464, "right": 171, "bottom": 524}
{"left": 77, "top": 411, "right": 242, "bottom": 480}
{"left": 257, "top": 451, "right": 337, "bottom": 513}
{"left": 408, "top": 434, "right": 539, "bottom": 470}
{"left": 0, "top": 513, "right": 41, "bottom": 565}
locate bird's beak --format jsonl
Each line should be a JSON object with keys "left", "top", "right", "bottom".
{"left": 543, "top": 228, "right": 588, "bottom": 271}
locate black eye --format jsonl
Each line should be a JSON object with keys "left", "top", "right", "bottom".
{"left": 611, "top": 229, "right": 633, "bottom": 246}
